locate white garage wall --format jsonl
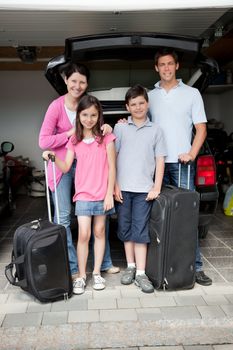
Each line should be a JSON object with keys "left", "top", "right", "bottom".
{"left": 0, "top": 71, "right": 58, "bottom": 171}
{"left": 0, "top": 71, "right": 232, "bottom": 172}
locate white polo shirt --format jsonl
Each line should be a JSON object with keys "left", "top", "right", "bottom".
{"left": 148, "top": 79, "right": 207, "bottom": 163}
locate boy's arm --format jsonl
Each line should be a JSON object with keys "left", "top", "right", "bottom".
{"left": 146, "top": 156, "right": 165, "bottom": 201}
{"left": 42, "top": 149, "right": 74, "bottom": 173}
{"left": 104, "top": 141, "right": 116, "bottom": 211}
{"left": 114, "top": 181, "right": 123, "bottom": 203}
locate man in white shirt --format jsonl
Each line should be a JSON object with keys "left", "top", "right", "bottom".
{"left": 148, "top": 48, "right": 212, "bottom": 286}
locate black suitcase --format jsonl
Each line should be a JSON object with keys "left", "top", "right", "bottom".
{"left": 5, "top": 157, "right": 73, "bottom": 302}
{"left": 146, "top": 163, "right": 200, "bottom": 290}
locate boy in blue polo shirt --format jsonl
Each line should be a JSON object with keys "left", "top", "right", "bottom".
{"left": 114, "top": 85, "right": 166, "bottom": 293}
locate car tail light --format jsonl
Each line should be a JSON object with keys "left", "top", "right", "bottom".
{"left": 195, "top": 155, "right": 216, "bottom": 186}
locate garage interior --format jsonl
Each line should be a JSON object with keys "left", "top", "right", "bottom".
{"left": 0, "top": 6, "right": 233, "bottom": 170}
{"left": 0, "top": 4, "right": 233, "bottom": 346}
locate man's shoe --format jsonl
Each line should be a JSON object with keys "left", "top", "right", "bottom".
{"left": 134, "top": 274, "right": 154, "bottom": 293}
{"left": 121, "top": 267, "right": 136, "bottom": 285}
{"left": 195, "top": 271, "right": 212, "bottom": 286}
{"left": 103, "top": 266, "right": 120, "bottom": 274}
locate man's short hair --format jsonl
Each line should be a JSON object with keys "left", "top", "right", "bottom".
{"left": 125, "top": 85, "right": 148, "bottom": 105}
{"left": 154, "top": 48, "right": 179, "bottom": 66}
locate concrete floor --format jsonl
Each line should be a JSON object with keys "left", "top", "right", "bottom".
{"left": 0, "top": 195, "right": 233, "bottom": 349}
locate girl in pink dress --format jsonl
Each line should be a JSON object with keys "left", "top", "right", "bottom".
{"left": 43, "top": 95, "right": 116, "bottom": 295}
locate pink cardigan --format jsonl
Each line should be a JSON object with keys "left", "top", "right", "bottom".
{"left": 39, "top": 95, "right": 73, "bottom": 191}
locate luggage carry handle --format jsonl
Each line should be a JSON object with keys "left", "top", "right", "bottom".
{"left": 5, "top": 254, "right": 27, "bottom": 288}
{"left": 43, "top": 154, "right": 60, "bottom": 224}
{"left": 178, "top": 161, "right": 192, "bottom": 190}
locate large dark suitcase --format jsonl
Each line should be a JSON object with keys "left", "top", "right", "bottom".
{"left": 146, "top": 163, "right": 200, "bottom": 290}
{"left": 5, "top": 157, "right": 73, "bottom": 302}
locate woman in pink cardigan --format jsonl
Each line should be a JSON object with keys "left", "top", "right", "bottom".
{"left": 39, "top": 63, "right": 119, "bottom": 280}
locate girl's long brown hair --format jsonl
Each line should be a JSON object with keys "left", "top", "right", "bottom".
{"left": 73, "top": 95, "right": 104, "bottom": 144}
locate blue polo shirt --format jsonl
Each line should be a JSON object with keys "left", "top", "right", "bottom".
{"left": 148, "top": 79, "right": 207, "bottom": 163}
{"left": 114, "top": 116, "right": 167, "bottom": 193}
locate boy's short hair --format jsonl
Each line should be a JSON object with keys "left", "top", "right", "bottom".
{"left": 154, "top": 48, "right": 179, "bottom": 66}
{"left": 125, "top": 85, "right": 148, "bottom": 105}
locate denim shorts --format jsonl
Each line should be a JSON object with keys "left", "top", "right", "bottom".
{"left": 75, "top": 200, "right": 115, "bottom": 216}
{"left": 116, "top": 191, "right": 153, "bottom": 244}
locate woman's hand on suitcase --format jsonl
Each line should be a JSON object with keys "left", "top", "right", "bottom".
{"left": 146, "top": 189, "right": 160, "bottom": 201}
{"left": 42, "top": 151, "right": 55, "bottom": 161}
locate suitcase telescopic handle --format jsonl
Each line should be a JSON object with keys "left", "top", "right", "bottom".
{"left": 43, "top": 154, "right": 60, "bottom": 224}
{"left": 178, "top": 161, "right": 192, "bottom": 190}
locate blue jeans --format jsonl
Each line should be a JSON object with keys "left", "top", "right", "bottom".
{"left": 163, "top": 162, "right": 202, "bottom": 272}
{"left": 52, "top": 161, "right": 78, "bottom": 276}
{"left": 52, "top": 161, "right": 113, "bottom": 275}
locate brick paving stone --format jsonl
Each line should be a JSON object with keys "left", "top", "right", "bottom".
{"left": 213, "top": 345, "right": 233, "bottom": 349}
{"left": 220, "top": 304, "right": 233, "bottom": 317}
{"left": 100, "top": 308, "right": 137, "bottom": 321}
{"left": 197, "top": 305, "right": 227, "bottom": 318}
{"left": 160, "top": 306, "right": 201, "bottom": 319}
{"left": 176, "top": 285, "right": 205, "bottom": 296}
{"left": 137, "top": 307, "right": 163, "bottom": 321}
{"left": 0, "top": 313, "right": 5, "bottom": 326}
{"left": 68, "top": 310, "right": 99, "bottom": 323}
{"left": 7, "top": 290, "right": 34, "bottom": 303}
{"left": 154, "top": 290, "right": 178, "bottom": 297}
{"left": 184, "top": 346, "right": 213, "bottom": 349}
{"left": 27, "top": 301, "right": 52, "bottom": 313}
{"left": 88, "top": 298, "right": 117, "bottom": 309}
{"left": 51, "top": 298, "right": 87, "bottom": 311}
{"left": 140, "top": 347, "right": 183, "bottom": 350}
{"left": 0, "top": 293, "right": 8, "bottom": 303}
{"left": 202, "top": 295, "right": 230, "bottom": 305}
{"left": 0, "top": 302, "right": 28, "bottom": 314}
{"left": 117, "top": 297, "right": 141, "bottom": 308}
{"left": 225, "top": 294, "right": 233, "bottom": 303}
{"left": 71, "top": 290, "right": 93, "bottom": 299}
{"left": 42, "top": 311, "right": 68, "bottom": 325}
{"left": 174, "top": 295, "right": 207, "bottom": 306}
{"left": 2, "top": 312, "right": 43, "bottom": 327}
{"left": 93, "top": 288, "right": 121, "bottom": 299}
{"left": 140, "top": 296, "right": 176, "bottom": 307}
{"left": 120, "top": 287, "right": 155, "bottom": 298}
{"left": 203, "top": 284, "right": 233, "bottom": 295}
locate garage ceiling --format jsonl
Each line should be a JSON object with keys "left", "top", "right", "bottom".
{"left": 0, "top": 7, "right": 233, "bottom": 70}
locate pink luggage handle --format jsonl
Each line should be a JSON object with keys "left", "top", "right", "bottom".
{"left": 43, "top": 155, "right": 60, "bottom": 224}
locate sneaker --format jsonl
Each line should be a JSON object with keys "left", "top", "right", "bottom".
{"left": 195, "top": 271, "right": 212, "bottom": 286}
{"left": 92, "top": 274, "right": 106, "bottom": 290}
{"left": 73, "top": 277, "right": 86, "bottom": 295}
{"left": 103, "top": 266, "right": 120, "bottom": 274}
{"left": 134, "top": 274, "right": 154, "bottom": 293}
{"left": 121, "top": 266, "right": 136, "bottom": 285}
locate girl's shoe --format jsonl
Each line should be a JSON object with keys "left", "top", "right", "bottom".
{"left": 92, "top": 274, "right": 106, "bottom": 290}
{"left": 73, "top": 277, "right": 86, "bottom": 295}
